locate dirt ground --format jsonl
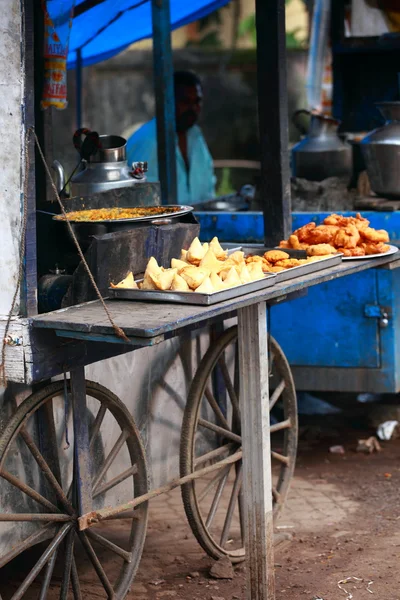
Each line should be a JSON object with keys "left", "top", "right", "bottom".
{"left": 2, "top": 420, "right": 400, "bottom": 600}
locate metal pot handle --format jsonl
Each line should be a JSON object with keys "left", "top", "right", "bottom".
{"left": 292, "top": 109, "right": 311, "bottom": 135}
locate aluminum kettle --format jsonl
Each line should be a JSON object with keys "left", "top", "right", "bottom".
{"left": 361, "top": 102, "right": 400, "bottom": 199}
{"left": 291, "top": 110, "right": 352, "bottom": 182}
{"left": 52, "top": 130, "right": 148, "bottom": 197}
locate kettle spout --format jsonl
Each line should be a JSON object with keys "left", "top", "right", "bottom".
{"left": 52, "top": 160, "right": 66, "bottom": 194}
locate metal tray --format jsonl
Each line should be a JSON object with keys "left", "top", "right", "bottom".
{"left": 108, "top": 274, "right": 276, "bottom": 306}
{"left": 241, "top": 246, "right": 343, "bottom": 282}
{"left": 53, "top": 205, "right": 193, "bottom": 224}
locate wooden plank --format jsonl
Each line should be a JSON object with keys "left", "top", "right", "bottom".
{"left": 30, "top": 255, "right": 400, "bottom": 340}
{"left": 70, "top": 368, "right": 93, "bottom": 515}
{"left": 238, "top": 302, "right": 275, "bottom": 600}
{"left": 255, "top": 0, "right": 291, "bottom": 246}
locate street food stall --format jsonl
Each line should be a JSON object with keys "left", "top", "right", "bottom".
{"left": 1, "top": 1, "right": 400, "bottom": 600}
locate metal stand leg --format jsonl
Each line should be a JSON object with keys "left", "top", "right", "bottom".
{"left": 70, "top": 367, "right": 92, "bottom": 515}
{"left": 237, "top": 302, "right": 275, "bottom": 600}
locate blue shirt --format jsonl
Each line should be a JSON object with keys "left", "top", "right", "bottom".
{"left": 126, "top": 118, "right": 215, "bottom": 205}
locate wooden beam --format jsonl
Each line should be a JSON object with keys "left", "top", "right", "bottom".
{"left": 151, "top": 0, "right": 178, "bottom": 205}
{"left": 255, "top": 0, "right": 291, "bottom": 246}
{"left": 237, "top": 302, "right": 275, "bottom": 600}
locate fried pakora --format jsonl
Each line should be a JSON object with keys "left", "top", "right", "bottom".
{"left": 334, "top": 224, "right": 360, "bottom": 249}
{"left": 306, "top": 244, "right": 338, "bottom": 256}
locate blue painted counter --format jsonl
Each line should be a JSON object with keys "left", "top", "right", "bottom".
{"left": 195, "top": 211, "right": 400, "bottom": 393}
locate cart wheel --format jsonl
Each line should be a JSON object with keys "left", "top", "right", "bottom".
{"left": 0, "top": 380, "right": 148, "bottom": 599}
{"left": 180, "top": 325, "right": 297, "bottom": 563}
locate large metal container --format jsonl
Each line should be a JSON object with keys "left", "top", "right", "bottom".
{"left": 291, "top": 110, "right": 352, "bottom": 182}
{"left": 361, "top": 102, "right": 400, "bottom": 199}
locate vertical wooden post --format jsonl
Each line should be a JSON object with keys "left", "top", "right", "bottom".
{"left": 152, "top": 0, "right": 178, "bottom": 205}
{"left": 237, "top": 302, "right": 275, "bottom": 600}
{"left": 70, "top": 367, "right": 92, "bottom": 515}
{"left": 255, "top": 0, "right": 292, "bottom": 246}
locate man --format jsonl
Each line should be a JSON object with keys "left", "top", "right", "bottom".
{"left": 126, "top": 71, "right": 215, "bottom": 205}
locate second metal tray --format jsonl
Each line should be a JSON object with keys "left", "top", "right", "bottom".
{"left": 108, "top": 273, "right": 276, "bottom": 306}
{"left": 241, "top": 246, "right": 343, "bottom": 282}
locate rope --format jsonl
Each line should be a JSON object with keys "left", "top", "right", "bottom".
{"left": 1, "top": 126, "right": 129, "bottom": 385}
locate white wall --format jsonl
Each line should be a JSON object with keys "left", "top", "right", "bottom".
{"left": 0, "top": 0, "right": 24, "bottom": 316}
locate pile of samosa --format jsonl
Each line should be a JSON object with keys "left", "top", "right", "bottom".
{"left": 110, "top": 236, "right": 267, "bottom": 294}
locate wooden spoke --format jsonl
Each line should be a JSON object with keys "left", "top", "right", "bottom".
{"left": 78, "top": 532, "right": 115, "bottom": 598}
{"left": 10, "top": 524, "right": 72, "bottom": 600}
{"left": 38, "top": 548, "right": 58, "bottom": 600}
{"left": 194, "top": 443, "right": 234, "bottom": 468}
{"left": 0, "top": 513, "right": 72, "bottom": 522}
{"left": 218, "top": 355, "right": 240, "bottom": 417}
{"left": 92, "top": 430, "right": 130, "bottom": 493}
{"left": 270, "top": 419, "right": 291, "bottom": 434}
{"left": 60, "top": 528, "right": 75, "bottom": 600}
{"left": 269, "top": 379, "right": 286, "bottom": 411}
{"left": 205, "top": 467, "right": 231, "bottom": 528}
{"left": 204, "top": 386, "right": 231, "bottom": 431}
{"left": 19, "top": 428, "right": 75, "bottom": 515}
{"left": 89, "top": 404, "right": 107, "bottom": 451}
{"left": 271, "top": 451, "right": 289, "bottom": 465}
{"left": 198, "top": 464, "right": 232, "bottom": 503}
{"left": 87, "top": 529, "right": 132, "bottom": 563}
{"left": 198, "top": 418, "right": 241, "bottom": 444}
{"left": 0, "top": 468, "right": 61, "bottom": 513}
{"left": 220, "top": 464, "right": 243, "bottom": 547}
{"left": 272, "top": 487, "right": 281, "bottom": 503}
{"left": 71, "top": 556, "right": 83, "bottom": 600}
{"left": 0, "top": 523, "right": 55, "bottom": 569}
{"left": 93, "top": 464, "right": 138, "bottom": 499}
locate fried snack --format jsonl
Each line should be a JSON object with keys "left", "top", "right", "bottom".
{"left": 288, "top": 235, "right": 309, "bottom": 250}
{"left": 223, "top": 267, "right": 242, "bottom": 288}
{"left": 360, "top": 227, "right": 389, "bottom": 243}
{"left": 293, "top": 222, "right": 316, "bottom": 243}
{"left": 180, "top": 266, "right": 210, "bottom": 289}
{"left": 149, "top": 268, "right": 177, "bottom": 291}
{"left": 187, "top": 237, "right": 205, "bottom": 264}
{"left": 334, "top": 224, "right": 360, "bottom": 249}
{"left": 279, "top": 240, "right": 290, "bottom": 248}
{"left": 349, "top": 213, "right": 370, "bottom": 231}
{"left": 270, "top": 266, "right": 285, "bottom": 272}
{"left": 274, "top": 258, "right": 302, "bottom": 268}
{"left": 306, "top": 244, "right": 337, "bottom": 256}
{"left": 228, "top": 250, "right": 245, "bottom": 264}
{"left": 171, "top": 258, "right": 189, "bottom": 272}
{"left": 110, "top": 272, "right": 137, "bottom": 289}
{"left": 180, "top": 249, "right": 188, "bottom": 262}
{"left": 337, "top": 246, "right": 366, "bottom": 257}
{"left": 210, "top": 271, "right": 225, "bottom": 291}
{"left": 306, "top": 255, "right": 328, "bottom": 262}
{"left": 323, "top": 213, "right": 347, "bottom": 227}
{"left": 209, "top": 237, "right": 227, "bottom": 260}
{"left": 307, "top": 225, "right": 339, "bottom": 245}
{"left": 264, "top": 250, "right": 289, "bottom": 263}
{"left": 361, "top": 242, "right": 390, "bottom": 255}
{"left": 171, "top": 273, "right": 190, "bottom": 291}
{"left": 247, "top": 261, "right": 265, "bottom": 281}
{"left": 200, "top": 248, "right": 223, "bottom": 271}
{"left": 239, "top": 264, "right": 252, "bottom": 284}
{"left": 141, "top": 257, "right": 162, "bottom": 290}
{"left": 195, "top": 276, "right": 214, "bottom": 294}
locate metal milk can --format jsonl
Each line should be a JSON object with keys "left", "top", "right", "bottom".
{"left": 291, "top": 110, "right": 352, "bottom": 182}
{"left": 361, "top": 102, "right": 400, "bottom": 199}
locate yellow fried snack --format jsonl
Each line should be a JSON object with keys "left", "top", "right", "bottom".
{"left": 195, "top": 276, "right": 214, "bottom": 294}
{"left": 239, "top": 264, "right": 252, "bottom": 284}
{"left": 110, "top": 272, "right": 137, "bottom": 289}
{"left": 228, "top": 250, "right": 245, "bottom": 264}
{"left": 270, "top": 266, "right": 285, "bottom": 272}
{"left": 146, "top": 256, "right": 162, "bottom": 276}
{"left": 180, "top": 266, "right": 210, "bottom": 289}
{"left": 247, "top": 261, "right": 264, "bottom": 281}
{"left": 199, "top": 248, "right": 223, "bottom": 271}
{"left": 171, "top": 273, "right": 190, "bottom": 291}
{"left": 171, "top": 258, "right": 189, "bottom": 272}
{"left": 274, "top": 258, "right": 302, "bottom": 269}
{"left": 180, "top": 249, "right": 188, "bottom": 262}
{"left": 264, "top": 250, "right": 290, "bottom": 263}
{"left": 187, "top": 237, "right": 205, "bottom": 264}
{"left": 210, "top": 271, "right": 225, "bottom": 291}
{"left": 306, "top": 244, "right": 337, "bottom": 256}
{"left": 223, "top": 267, "right": 242, "bottom": 288}
{"left": 140, "top": 274, "right": 158, "bottom": 290}
{"left": 149, "top": 268, "right": 177, "bottom": 291}
{"left": 209, "top": 237, "right": 228, "bottom": 260}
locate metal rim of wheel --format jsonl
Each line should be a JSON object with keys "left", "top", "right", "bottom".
{"left": 0, "top": 380, "right": 148, "bottom": 600}
{"left": 180, "top": 325, "right": 298, "bottom": 563}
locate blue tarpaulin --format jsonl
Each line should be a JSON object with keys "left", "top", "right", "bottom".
{"left": 66, "top": 0, "right": 230, "bottom": 69}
